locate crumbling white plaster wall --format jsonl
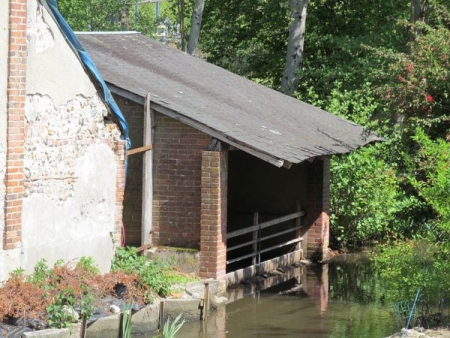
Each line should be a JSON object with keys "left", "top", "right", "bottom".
{"left": 19, "top": 0, "right": 123, "bottom": 274}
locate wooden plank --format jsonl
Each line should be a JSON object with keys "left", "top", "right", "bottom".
{"left": 141, "top": 93, "right": 153, "bottom": 246}
{"left": 227, "top": 211, "right": 305, "bottom": 239}
{"left": 127, "top": 144, "right": 153, "bottom": 156}
{"left": 136, "top": 243, "right": 153, "bottom": 254}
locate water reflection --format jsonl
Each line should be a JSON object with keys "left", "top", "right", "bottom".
{"left": 178, "top": 254, "right": 396, "bottom": 338}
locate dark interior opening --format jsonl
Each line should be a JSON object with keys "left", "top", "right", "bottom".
{"left": 227, "top": 150, "right": 306, "bottom": 273}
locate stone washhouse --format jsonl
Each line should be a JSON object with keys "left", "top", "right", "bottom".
{"left": 78, "top": 32, "right": 382, "bottom": 282}
{"left": 0, "top": 0, "right": 129, "bottom": 282}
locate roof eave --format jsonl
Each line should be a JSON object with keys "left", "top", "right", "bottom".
{"left": 108, "top": 84, "right": 286, "bottom": 167}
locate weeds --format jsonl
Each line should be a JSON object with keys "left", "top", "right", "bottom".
{"left": 112, "top": 247, "right": 197, "bottom": 297}
{"left": 119, "top": 307, "right": 133, "bottom": 338}
{"left": 0, "top": 249, "right": 196, "bottom": 331}
{"left": 156, "top": 314, "right": 185, "bottom": 338}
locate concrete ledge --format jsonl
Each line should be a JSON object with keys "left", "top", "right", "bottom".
{"left": 162, "top": 299, "right": 202, "bottom": 321}
{"left": 18, "top": 280, "right": 222, "bottom": 337}
{"left": 131, "top": 303, "right": 159, "bottom": 334}
{"left": 22, "top": 324, "right": 81, "bottom": 338}
{"left": 86, "top": 314, "right": 120, "bottom": 337}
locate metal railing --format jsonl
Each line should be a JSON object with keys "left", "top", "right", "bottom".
{"left": 226, "top": 207, "right": 304, "bottom": 266}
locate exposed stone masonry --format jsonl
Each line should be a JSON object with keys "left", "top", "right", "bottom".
{"left": 24, "top": 94, "right": 122, "bottom": 204}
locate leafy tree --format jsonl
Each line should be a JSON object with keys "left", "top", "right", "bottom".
{"left": 409, "top": 128, "right": 450, "bottom": 235}
{"left": 56, "top": 0, "right": 137, "bottom": 31}
{"left": 200, "top": 0, "right": 290, "bottom": 88}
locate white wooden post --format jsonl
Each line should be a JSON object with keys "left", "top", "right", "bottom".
{"left": 141, "top": 93, "right": 153, "bottom": 246}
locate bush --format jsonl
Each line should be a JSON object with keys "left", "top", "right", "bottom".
{"left": 112, "top": 246, "right": 172, "bottom": 297}
{"left": 330, "top": 143, "right": 416, "bottom": 248}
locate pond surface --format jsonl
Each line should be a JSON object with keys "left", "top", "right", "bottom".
{"left": 178, "top": 254, "right": 397, "bottom": 338}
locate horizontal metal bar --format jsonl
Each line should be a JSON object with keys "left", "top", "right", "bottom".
{"left": 226, "top": 237, "right": 302, "bottom": 265}
{"left": 227, "top": 238, "right": 257, "bottom": 252}
{"left": 227, "top": 251, "right": 258, "bottom": 265}
{"left": 227, "top": 226, "right": 301, "bottom": 252}
{"left": 227, "top": 211, "right": 304, "bottom": 239}
{"left": 258, "top": 238, "right": 302, "bottom": 256}
{"left": 259, "top": 226, "right": 301, "bottom": 242}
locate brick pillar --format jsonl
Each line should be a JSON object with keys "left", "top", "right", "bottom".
{"left": 199, "top": 151, "right": 227, "bottom": 279}
{"left": 114, "top": 140, "right": 127, "bottom": 246}
{"left": 3, "top": 0, "right": 27, "bottom": 250}
{"left": 305, "top": 157, "right": 330, "bottom": 261}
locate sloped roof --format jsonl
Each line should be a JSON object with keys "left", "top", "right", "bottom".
{"left": 77, "top": 32, "right": 382, "bottom": 167}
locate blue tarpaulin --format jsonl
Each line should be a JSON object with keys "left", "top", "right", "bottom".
{"left": 43, "top": 0, "right": 131, "bottom": 149}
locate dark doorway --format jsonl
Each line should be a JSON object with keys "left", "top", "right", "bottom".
{"left": 226, "top": 150, "right": 306, "bottom": 272}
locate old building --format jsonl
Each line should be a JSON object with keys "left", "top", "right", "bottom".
{"left": 78, "top": 32, "right": 382, "bottom": 281}
{"left": 0, "top": 0, "right": 128, "bottom": 282}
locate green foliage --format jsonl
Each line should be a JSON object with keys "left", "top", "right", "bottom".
{"left": 76, "top": 256, "right": 100, "bottom": 275}
{"left": 112, "top": 247, "right": 179, "bottom": 297}
{"left": 27, "top": 259, "right": 51, "bottom": 287}
{"left": 56, "top": 0, "right": 174, "bottom": 38}
{"left": 46, "top": 288, "right": 76, "bottom": 329}
{"left": 24, "top": 258, "right": 98, "bottom": 328}
{"left": 373, "top": 23, "right": 450, "bottom": 140}
{"left": 11, "top": 268, "right": 24, "bottom": 279}
{"left": 154, "top": 313, "right": 185, "bottom": 338}
{"left": 301, "top": 82, "right": 415, "bottom": 247}
{"left": 409, "top": 128, "right": 450, "bottom": 233}
{"left": 120, "top": 304, "right": 133, "bottom": 338}
{"left": 373, "top": 240, "right": 450, "bottom": 304}
{"left": 200, "top": 0, "right": 289, "bottom": 88}
{"left": 56, "top": 0, "right": 136, "bottom": 31}
{"left": 331, "top": 145, "right": 413, "bottom": 248}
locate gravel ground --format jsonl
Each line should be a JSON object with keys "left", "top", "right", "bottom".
{"left": 387, "top": 328, "right": 450, "bottom": 337}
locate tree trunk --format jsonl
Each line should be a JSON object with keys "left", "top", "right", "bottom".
{"left": 281, "top": 0, "right": 309, "bottom": 96}
{"left": 178, "top": 0, "right": 186, "bottom": 51}
{"left": 187, "top": 0, "right": 205, "bottom": 55}
{"left": 409, "top": 0, "right": 430, "bottom": 41}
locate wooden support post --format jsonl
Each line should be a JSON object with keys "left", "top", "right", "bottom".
{"left": 80, "top": 314, "right": 87, "bottom": 338}
{"left": 296, "top": 200, "right": 302, "bottom": 254}
{"left": 159, "top": 301, "right": 164, "bottom": 329}
{"left": 202, "top": 282, "right": 210, "bottom": 321}
{"left": 142, "top": 93, "right": 154, "bottom": 246}
{"left": 252, "top": 212, "right": 259, "bottom": 266}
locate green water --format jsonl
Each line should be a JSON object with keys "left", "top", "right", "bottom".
{"left": 178, "top": 254, "right": 397, "bottom": 337}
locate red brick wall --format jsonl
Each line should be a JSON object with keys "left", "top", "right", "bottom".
{"left": 114, "top": 96, "right": 144, "bottom": 245}
{"left": 152, "top": 114, "right": 211, "bottom": 248}
{"left": 199, "top": 151, "right": 227, "bottom": 279}
{"left": 3, "top": 0, "right": 27, "bottom": 250}
{"left": 305, "top": 157, "right": 330, "bottom": 261}
{"left": 117, "top": 95, "right": 213, "bottom": 247}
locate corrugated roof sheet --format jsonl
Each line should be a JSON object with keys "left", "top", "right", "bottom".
{"left": 77, "top": 32, "right": 382, "bottom": 166}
